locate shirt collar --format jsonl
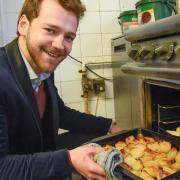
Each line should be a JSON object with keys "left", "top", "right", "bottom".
{"left": 18, "top": 46, "right": 50, "bottom": 92}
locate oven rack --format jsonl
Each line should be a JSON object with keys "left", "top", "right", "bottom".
{"left": 157, "top": 104, "right": 180, "bottom": 124}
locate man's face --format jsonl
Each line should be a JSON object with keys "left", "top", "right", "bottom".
{"left": 18, "top": 0, "right": 78, "bottom": 74}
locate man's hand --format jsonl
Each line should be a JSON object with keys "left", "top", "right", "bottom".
{"left": 68, "top": 146, "right": 106, "bottom": 180}
{"left": 109, "top": 122, "right": 122, "bottom": 133}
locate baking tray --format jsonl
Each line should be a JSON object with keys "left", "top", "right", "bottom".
{"left": 88, "top": 128, "right": 180, "bottom": 180}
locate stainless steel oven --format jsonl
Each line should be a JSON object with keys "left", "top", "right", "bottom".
{"left": 111, "top": 36, "right": 141, "bottom": 130}
{"left": 121, "top": 14, "right": 180, "bottom": 136}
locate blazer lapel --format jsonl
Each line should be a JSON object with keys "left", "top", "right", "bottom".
{"left": 4, "top": 38, "right": 43, "bottom": 144}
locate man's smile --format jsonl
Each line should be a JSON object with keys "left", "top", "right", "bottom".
{"left": 43, "top": 48, "right": 62, "bottom": 58}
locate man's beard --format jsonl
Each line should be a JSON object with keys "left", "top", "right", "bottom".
{"left": 25, "top": 31, "right": 68, "bottom": 73}
{"left": 25, "top": 32, "right": 44, "bottom": 72}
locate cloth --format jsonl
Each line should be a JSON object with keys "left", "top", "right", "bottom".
{"left": 0, "top": 38, "right": 112, "bottom": 180}
{"left": 88, "top": 143, "right": 124, "bottom": 180}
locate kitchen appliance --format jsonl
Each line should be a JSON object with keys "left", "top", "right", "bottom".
{"left": 121, "top": 14, "right": 180, "bottom": 136}
{"left": 111, "top": 35, "right": 141, "bottom": 129}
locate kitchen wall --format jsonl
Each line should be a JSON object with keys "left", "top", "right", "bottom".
{"left": 177, "top": 0, "right": 180, "bottom": 13}
{"left": 0, "top": 0, "right": 139, "bottom": 121}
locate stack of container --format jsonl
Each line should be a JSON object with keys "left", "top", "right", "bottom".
{"left": 118, "top": 10, "right": 138, "bottom": 33}
{"left": 118, "top": 0, "right": 177, "bottom": 33}
{"left": 136, "top": 0, "right": 176, "bottom": 24}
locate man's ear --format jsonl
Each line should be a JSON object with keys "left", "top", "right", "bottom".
{"left": 17, "top": 15, "right": 29, "bottom": 36}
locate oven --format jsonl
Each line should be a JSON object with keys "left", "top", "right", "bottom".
{"left": 121, "top": 13, "right": 180, "bottom": 138}
{"left": 111, "top": 36, "right": 141, "bottom": 130}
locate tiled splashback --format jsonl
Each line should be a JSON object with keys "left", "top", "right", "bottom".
{"left": 0, "top": 0, "right": 139, "bottom": 120}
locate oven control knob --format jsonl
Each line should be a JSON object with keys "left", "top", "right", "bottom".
{"left": 155, "top": 42, "right": 175, "bottom": 61}
{"left": 128, "top": 45, "right": 141, "bottom": 61}
{"left": 138, "top": 44, "right": 155, "bottom": 61}
{"left": 174, "top": 44, "right": 180, "bottom": 57}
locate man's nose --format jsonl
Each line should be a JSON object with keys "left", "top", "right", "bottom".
{"left": 52, "top": 36, "right": 65, "bottom": 50}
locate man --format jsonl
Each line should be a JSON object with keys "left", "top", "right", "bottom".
{"left": 0, "top": 0, "right": 121, "bottom": 179}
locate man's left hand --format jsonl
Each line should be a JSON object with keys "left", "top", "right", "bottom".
{"left": 109, "top": 122, "right": 122, "bottom": 133}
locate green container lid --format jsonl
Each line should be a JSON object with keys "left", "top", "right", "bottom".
{"left": 119, "top": 10, "right": 137, "bottom": 19}
{"left": 118, "top": 10, "right": 138, "bottom": 33}
{"left": 136, "top": 0, "right": 176, "bottom": 7}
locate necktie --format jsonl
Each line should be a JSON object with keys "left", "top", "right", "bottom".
{"left": 34, "top": 82, "right": 46, "bottom": 118}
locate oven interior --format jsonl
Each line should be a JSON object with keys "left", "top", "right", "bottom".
{"left": 144, "top": 80, "right": 180, "bottom": 136}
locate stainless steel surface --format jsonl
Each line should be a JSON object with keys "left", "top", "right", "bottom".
{"left": 122, "top": 33, "right": 180, "bottom": 79}
{"left": 111, "top": 35, "right": 131, "bottom": 61}
{"left": 122, "top": 15, "right": 180, "bottom": 78}
{"left": 121, "top": 62, "right": 180, "bottom": 80}
{"left": 124, "top": 14, "right": 180, "bottom": 42}
{"left": 111, "top": 36, "right": 141, "bottom": 129}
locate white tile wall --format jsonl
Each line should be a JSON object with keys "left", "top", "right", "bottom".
{"left": 100, "top": 11, "right": 121, "bottom": 33}
{"left": 59, "top": 57, "right": 82, "bottom": 81}
{"left": 80, "top": 34, "right": 103, "bottom": 57}
{"left": 89, "top": 99, "right": 106, "bottom": 117}
{"left": 81, "top": 56, "right": 103, "bottom": 64}
{"left": 65, "top": 101, "right": 84, "bottom": 112}
{"left": 70, "top": 34, "right": 81, "bottom": 57}
{"left": 102, "top": 55, "right": 113, "bottom": 63}
{"left": 0, "top": 0, "right": 140, "bottom": 120}
{"left": 102, "top": 33, "right": 120, "bottom": 56}
{"left": 99, "top": 0, "right": 120, "bottom": 11}
{"left": 54, "top": 66, "right": 61, "bottom": 83}
{"left": 119, "top": 0, "right": 139, "bottom": 11}
{"left": 103, "top": 65, "right": 113, "bottom": 78}
{"left": 177, "top": 0, "right": 180, "bottom": 13}
{"left": 61, "top": 80, "right": 83, "bottom": 103}
{"left": 79, "top": 12, "right": 101, "bottom": 34}
{"left": 105, "top": 99, "right": 115, "bottom": 119}
{"left": 81, "top": 0, "right": 99, "bottom": 11}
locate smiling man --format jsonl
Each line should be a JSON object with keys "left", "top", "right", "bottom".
{"left": 18, "top": 0, "right": 77, "bottom": 74}
{"left": 0, "top": 0, "right": 121, "bottom": 179}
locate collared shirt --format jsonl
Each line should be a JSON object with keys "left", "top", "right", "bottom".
{"left": 19, "top": 47, "right": 50, "bottom": 92}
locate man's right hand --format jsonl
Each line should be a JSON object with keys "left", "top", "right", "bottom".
{"left": 68, "top": 145, "right": 106, "bottom": 180}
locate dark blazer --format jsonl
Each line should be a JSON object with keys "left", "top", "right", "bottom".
{"left": 0, "top": 39, "right": 112, "bottom": 180}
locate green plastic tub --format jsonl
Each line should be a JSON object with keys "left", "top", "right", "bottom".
{"left": 118, "top": 10, "right": 138, "bottom": 33}
{"left": 136, "top": 0, "right": 176, "bottom": 24}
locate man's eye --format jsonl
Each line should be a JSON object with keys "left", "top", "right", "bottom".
{"left": 65, "top": 36, "right": 74, "bottom": 42}
{"left": 44, "top": 28, "right": 55, "bottom": 34}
